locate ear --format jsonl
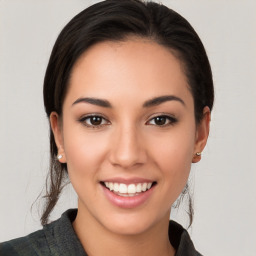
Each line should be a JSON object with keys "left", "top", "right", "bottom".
{"left": 50, "top": 112, "right": 66, "bottom": 163}
{"left": 192, "top": 106, "right": 211, "bottom": 163}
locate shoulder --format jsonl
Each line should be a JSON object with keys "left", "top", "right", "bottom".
{"left": 0, "top": 228, "right": 50, "bottom": 256}
{"left": 0, "top": 209, "right": 83, "bottom": 256}
{"left": 169, "top": 220, "right": 203, "bottom": 256}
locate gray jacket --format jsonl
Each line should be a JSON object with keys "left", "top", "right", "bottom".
{"left": 0, "top": 209, "right": 202, "bottom": 256}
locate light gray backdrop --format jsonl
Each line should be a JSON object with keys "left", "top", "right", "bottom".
{"left": 0, "top": 1, "right": 256, "bottom": 255}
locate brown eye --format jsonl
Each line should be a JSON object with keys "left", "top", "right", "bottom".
{"left": 90, "top": 116, "right": 103, "bottom": 125}
{"left": 147, "top": 115, "right": 177, "bottom": 126}
{"left": 154, "top": 116, "right": 167, "bottom": 126}
{"left": 80, "top": 115, "right": 109, "bottom": 127}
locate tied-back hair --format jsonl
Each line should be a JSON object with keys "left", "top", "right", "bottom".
{"left": 41, "top": 0, "right": 214, "bottom": 226}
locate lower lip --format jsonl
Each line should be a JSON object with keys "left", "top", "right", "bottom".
{"left": 102, "top": 184, "right": 155, "bottom": 209}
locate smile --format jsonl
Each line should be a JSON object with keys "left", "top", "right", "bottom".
{"left": 100, "top": 178, "right": 157, "bottom": 208}
{"left": 103, "top": 182, "right": 154, "bottom": 197}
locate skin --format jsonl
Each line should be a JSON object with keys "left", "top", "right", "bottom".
{"left": 50, "top": 38, "right": 210, "bottom": 256}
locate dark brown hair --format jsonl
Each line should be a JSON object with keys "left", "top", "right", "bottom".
{"left": 41, "top": 0, "right": 214, "bottom": 225}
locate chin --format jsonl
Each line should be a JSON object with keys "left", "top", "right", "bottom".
{"left": 100, "top": 211, "right": 166, "bottom": 236}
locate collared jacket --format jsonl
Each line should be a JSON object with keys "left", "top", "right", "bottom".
{"left": 0, "top": 209, "right": 202, "bottom": 256}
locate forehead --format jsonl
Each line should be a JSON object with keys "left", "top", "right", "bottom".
{"left": 65, "top": 38, "right": 193, "bottom": 107}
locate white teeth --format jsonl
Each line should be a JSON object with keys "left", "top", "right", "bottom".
{"left": 103, "top": 182, "right": 154, "bottom": 195}
{"left": 113, "top": 183, "right": 119, "bottom": 192}
{"left": 142, "top": 183, "right": 147, "bottom": 192}
{"left": 127, "top": 184, "right": 136, "bottom": 193}
{"left": 109, "top": 182, "right": 113, "bottom": 191}
{"left": 119, "top": 184, "right": 127, "bottom": 193}
{"left": 136, "top": 183, "right": 142, "bottom": 193}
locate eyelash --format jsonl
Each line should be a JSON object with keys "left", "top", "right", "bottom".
{"left": 79, "top": 114, "right": 110, "bottom": 129}
{"left": 146, "top": 115, "right": 177, "bottom": 127}
{"left": 78, "top": 114, "right": 177, "bottom": 128}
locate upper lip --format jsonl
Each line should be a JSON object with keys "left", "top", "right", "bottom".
{"left": 101, "top": 177, "right": 155, "bottom": 184}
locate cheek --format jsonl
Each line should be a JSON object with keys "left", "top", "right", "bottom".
{"left": 150, "top": 126, "right": 195, "bottom": 167}
{"left": 62, "top": 123, "right": 109, "bottom": 179}
{"left": 62, "top": 127, "right": 111, "bottom": 204}
{"left": 148, "top": 125, "right": 195, "bottom": 193}
{"left": 156, "top": 141, "right": 192, "bottom": 185}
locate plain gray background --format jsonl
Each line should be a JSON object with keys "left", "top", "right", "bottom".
{"left": 0, "top": 1, "right": 256, "bottom": 255}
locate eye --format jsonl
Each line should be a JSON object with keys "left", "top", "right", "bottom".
{"left": 147, "top": 115, "right": 177, "bottom": 126}
{"left": 79, "top": 115, "right": 110, "bottom": 128}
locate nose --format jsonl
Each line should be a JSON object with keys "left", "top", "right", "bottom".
{"left": 109, "top": 125, "right": 147, "bottom": 169}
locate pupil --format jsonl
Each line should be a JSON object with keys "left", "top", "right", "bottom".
{"left": 155, "top": 116, "right": 166, "bottom": 125}
{"left": 91, "top": 116, "right": 102, "bottom": 125}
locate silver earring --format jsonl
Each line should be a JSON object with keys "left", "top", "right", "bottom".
{"left": 196, "top": 152, "right": 201, "bottom": 156}
{"left": 57, "top": 154, "right": 63, "bottom": 160}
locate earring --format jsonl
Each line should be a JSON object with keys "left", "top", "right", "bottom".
{"left": 57, "top": 154, "right": 63, "bottom": 160}
{"left": 195, "top": 152, "right": 201, "bottom": 156}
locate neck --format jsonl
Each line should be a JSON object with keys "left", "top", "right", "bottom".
{"left": 73, "top": 206, "right": 175, "bottom": 256}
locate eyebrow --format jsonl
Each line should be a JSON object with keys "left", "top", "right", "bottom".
{"left": 143, "top": 95, "right": 185, "bottom": 107}
{"left": 72, "top": 97, "right": 112, "bottom": 108}
{"left": 72, "top": 95, "right": 185, "bottom": 108}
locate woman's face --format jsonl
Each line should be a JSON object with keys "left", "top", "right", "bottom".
{"left": 51, "top": 38, "right": 209, "bottom": 236}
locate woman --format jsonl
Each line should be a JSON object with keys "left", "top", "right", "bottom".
{"left": 0, "top": 0, "right": 213, "bottom": 255}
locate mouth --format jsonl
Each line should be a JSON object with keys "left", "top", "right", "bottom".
{"left": 100, "top": 181, "right": 157, "bottom": 197}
